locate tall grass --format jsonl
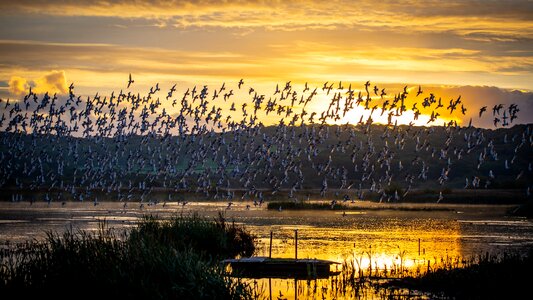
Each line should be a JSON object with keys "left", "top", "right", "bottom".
{"left": 130, "top": 212, "right": 255, "bottom": 259}
{"left": 334, "top": 249, "right": 533, "bottom": 299}
{"left": 383, "top": 250, "right": 533, "bottom": 299}
{"left": 0, "top": 213, "right": 255, "bottom": 299}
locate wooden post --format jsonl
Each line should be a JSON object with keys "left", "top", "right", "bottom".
{"left": 269, "top": 231, "right": 273, "bottom": 258}
{"left": 418, "top": 238, "right": 421, "bottom": 256}
{"left": 294, "top": 229, "right": 298, "bottom": 260}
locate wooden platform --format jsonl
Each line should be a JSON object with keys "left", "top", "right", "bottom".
{"left": 222, "top": 256, "right": 340, "bottom": 279}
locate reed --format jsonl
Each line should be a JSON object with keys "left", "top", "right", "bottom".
{"left": 0, "top": 214, "right": 256, "bottom": 299}
{"left": 334, "top": 249, "right": 533, "bottom": 299}
{"left": 382, "top": 250, "right": 533, "bottom": 299}
{"left": 129, "top": 212, "right": 256, "bottom": 259}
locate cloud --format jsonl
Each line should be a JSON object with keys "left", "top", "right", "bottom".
{"left": 33, "top": 70, "right": 68, "bottom": 95}
{"left": 1, "top": 39, "right": 531, "bottom": 89}
{"left": 8, "top": 76, "right": 29, "bottom": 95}
{"left": 0, "top": 2, "right": 531, "bottom": 91}
{"left": 7, "top": 70, "right": 69, "bottom": 96}
{"left": 0, "top": 1, "right": 531, "bottom": 40}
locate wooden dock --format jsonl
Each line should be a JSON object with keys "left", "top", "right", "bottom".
{"left": 223, "top": 230, "right": 340, "bottom": 279}
{"left": 222, "top": 256, "right": 340, "bottom": 279}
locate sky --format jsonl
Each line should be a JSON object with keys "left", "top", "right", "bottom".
{"left": 0, "top": 0, "right": 532, "bottom": 128}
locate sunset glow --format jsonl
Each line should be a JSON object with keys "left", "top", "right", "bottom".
{"left": 0, "top": 1, "right": 531, "bottom": 128}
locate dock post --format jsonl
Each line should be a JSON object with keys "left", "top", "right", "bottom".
{"left": 269, "top": 231, "right": 273, "bottom": 258}
{"left": 295, "top": 229, "right": 298, "bottom": 260}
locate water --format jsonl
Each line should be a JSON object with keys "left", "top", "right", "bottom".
{"left": 1, "top": 201, "right": 531, "bottom": 299}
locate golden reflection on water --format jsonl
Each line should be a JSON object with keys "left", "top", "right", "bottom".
{"left": 251, "top": 219, "right": 462, "bottom": 269}
{"left": 242, "top": 213, "right": 463, "bottom": 299}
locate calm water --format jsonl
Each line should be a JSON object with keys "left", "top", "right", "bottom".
{"left": 1, "top": 201, "right": 532, "bottom": 299}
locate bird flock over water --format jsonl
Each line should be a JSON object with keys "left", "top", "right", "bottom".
{"left": 0, "top": 76, "right": 531, "bottom": 208}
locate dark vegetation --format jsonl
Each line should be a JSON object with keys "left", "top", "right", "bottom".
{"left": 334, "top": 249, "right": 533, "bottom": 299}
{"left": 509, "top": 200, "right": 533, "bottom": 218}
{"left": 0, "top": 214, "right": 256, "bottom": 300}
{"left": 267, "top": 201, "right": 455, "bottom": 211}
{"left": 381, "top": 250, "right": 533, "bottom": 299}
{"left": 268, "top": 200, "right": 350, "bottom": 210}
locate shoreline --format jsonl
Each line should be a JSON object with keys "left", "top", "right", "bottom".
{"left": 1, "top": 187, "right": 528, "bottom": 204}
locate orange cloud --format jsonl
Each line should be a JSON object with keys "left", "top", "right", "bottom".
{"left": 8, "top": 76, "right": 29, "bottom": 95}
{"left": 33, "top": 70, "right": 68, "bottom": 95}
{"left": 0, "top": 1, "right": 531, "bottom": 40}
{"left": 7, "top": 70, "right": 69, "bottom": 96}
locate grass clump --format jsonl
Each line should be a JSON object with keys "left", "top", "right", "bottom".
{"left": 0, "top": 214, "right": 255, "bottom": 300}
{"left": 509, "top": 200, "right": 533, "bottom": 218}
{"left": 267, "top": 201, "right": 454, "bottom": 212}
{"left": 382, "top": 251, "right": 533, "bottom": 299}
{"left": 267, "top": 201, "right": 349, "bottom": 210}
{"left": 130, "top": 213, "right": 255, "bottom": 259}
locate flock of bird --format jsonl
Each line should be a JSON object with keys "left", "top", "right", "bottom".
{"left": 0, "top": 75, "right": 531, "bottom": 209}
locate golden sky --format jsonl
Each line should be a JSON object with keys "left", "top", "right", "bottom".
{"left": 0, "top": 0, "right": 532, "bottom": 127}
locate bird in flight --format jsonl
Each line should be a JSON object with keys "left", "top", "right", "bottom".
{"left": 479, "top": 106, "right": 487, "bottom": 118}
{"left": 416, "top": 85, "right": 423, "bottom": 97}
{"left": 127, "top": 74, "right": 134, "bottom": 88}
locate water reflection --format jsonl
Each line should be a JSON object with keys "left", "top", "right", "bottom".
{"left": 0, "top": 201, "right": 531, "bottom": 299}
{"left": 241, "top": 215, "right": 463, "bottom": 299}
